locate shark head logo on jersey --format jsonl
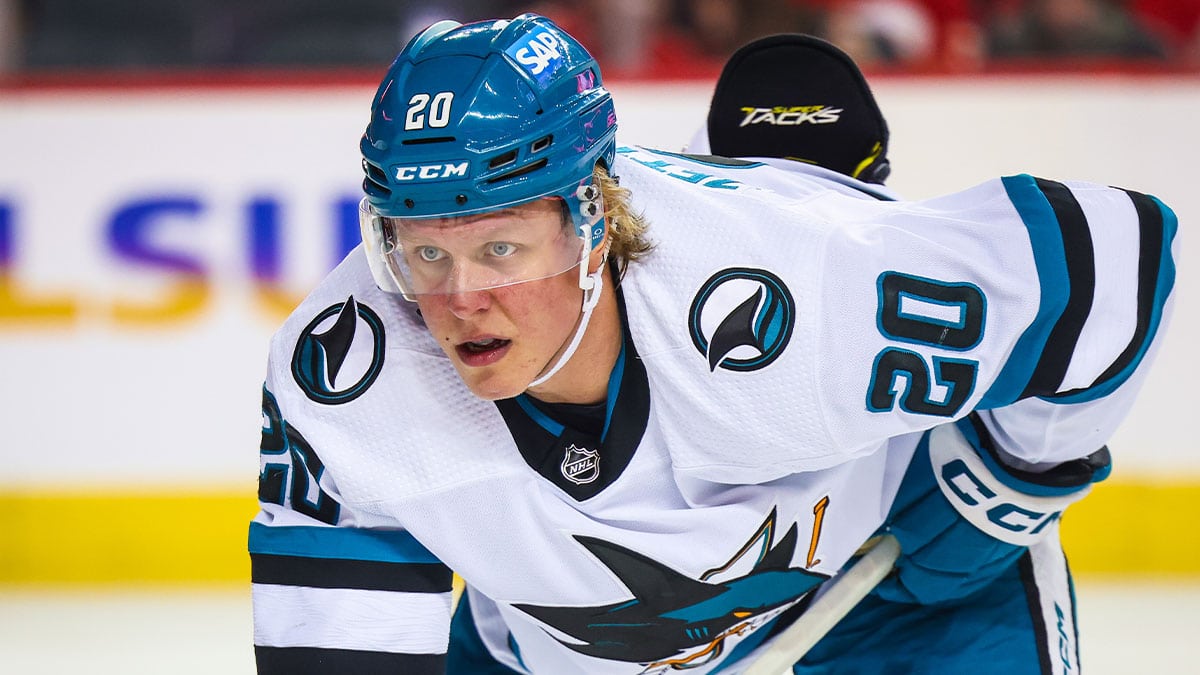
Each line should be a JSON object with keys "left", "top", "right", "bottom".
{"left": 514, "top": 508, "right": 828, "bottom": 671}
{"left": 688, "top": 268, "right": 796, "bottom": 372}
{"left": 291, "top": 296, "right": 385, "bottom": 404}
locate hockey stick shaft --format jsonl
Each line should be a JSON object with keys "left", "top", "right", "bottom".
{"left": 742, "top": 534, "right": 901, "bottom": 675}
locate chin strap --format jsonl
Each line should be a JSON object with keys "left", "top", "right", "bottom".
{"left": 528, "top": 263, "right": 605, "bottom": 388}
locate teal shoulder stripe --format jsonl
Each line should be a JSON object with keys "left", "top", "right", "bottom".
{"left": 601, "top": 337, "right": 626, "bottom": 442}
{"left": 1050, "top": 194, "right": 1177, "bottom": 403}
{"left": 978, "top": 175, "right": 1071, "bottom": 409}
{"left": 247, "top": 521, "right": 440, "bottom": 564}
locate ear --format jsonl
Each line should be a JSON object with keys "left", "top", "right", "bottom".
{"left": 587, "top": 242, "right": 609, "bottom": 274}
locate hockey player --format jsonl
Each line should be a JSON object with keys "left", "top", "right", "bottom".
{"left": 249, "top": 14, "right": 1178, "bottom": 674}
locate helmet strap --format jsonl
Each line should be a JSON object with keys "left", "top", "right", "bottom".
{"left": 527, "top": 255, "right": 606, "bottom": 389}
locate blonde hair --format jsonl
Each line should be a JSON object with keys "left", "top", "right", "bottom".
{"left": 595, "top": 163, "right": 653, "bottom": 279}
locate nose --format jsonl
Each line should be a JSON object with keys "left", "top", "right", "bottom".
{"left": 445, "top": 287, "right": 492, "bottom": 318}
{"left": 438, "top": 260, "right": 495, "bottom": 317}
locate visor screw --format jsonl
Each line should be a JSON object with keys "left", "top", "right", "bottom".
{"left": 455, "top": 194, "right": 468, "bottom": 205}
{"left": 404, "top": 198, "right": 415, "bottom": 209}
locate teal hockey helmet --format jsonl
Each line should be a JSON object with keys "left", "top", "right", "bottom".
{"left": 360, "top": 14, "right": 617, "bottom": 242}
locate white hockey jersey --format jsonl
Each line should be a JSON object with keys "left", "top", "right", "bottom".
{"left": 250, "top": 146, "right": 1177, "bottom": 674}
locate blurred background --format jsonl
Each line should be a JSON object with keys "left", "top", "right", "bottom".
{"left": 5, "top": 0, "right": 1200, "bottom": 75}
{"left": 1, "top": 1, "right": 1197, "bottom": 672}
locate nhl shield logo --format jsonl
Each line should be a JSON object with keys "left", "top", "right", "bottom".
{"left": 561, "top": 444, "right": 600, "bottom": 485}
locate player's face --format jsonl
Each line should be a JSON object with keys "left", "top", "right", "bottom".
{"left": 411, "top": 200, "right": 591, "bottom": 401}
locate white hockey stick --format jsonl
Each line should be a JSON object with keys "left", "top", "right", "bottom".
{"left": 743, "top": 534, "right": 901, "bottom": 675}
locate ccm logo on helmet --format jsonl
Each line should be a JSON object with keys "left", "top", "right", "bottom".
{"left": 394, "top": 162, "right": 470, "bottom": 182}
{"left": 507, "top": 30, "right": 563, "bottom": 77}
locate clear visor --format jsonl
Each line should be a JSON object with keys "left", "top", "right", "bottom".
{"left": 359, "top": 198, "right": 588, "bottom": 299}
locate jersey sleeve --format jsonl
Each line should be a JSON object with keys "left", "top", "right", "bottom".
{"left": 250, "top": 383, "right": 454, "bottom": 674}
{"left": 977, "top": 177, "right": 1176, "bottom": 406}
{"left": 818, "top": 174, "right": 1178, "bottom": 457}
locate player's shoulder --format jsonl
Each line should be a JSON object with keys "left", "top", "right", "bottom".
{"left": 262, "top": 247, "right": 514, "bottom": 505}
{"left": 612, "top": 144, "right": 899, "bottom": 203}
{"left": 264, "top": 245, "right": 448, "bottom": 441}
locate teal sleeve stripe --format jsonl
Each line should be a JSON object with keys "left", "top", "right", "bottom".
{"left": 978, "top": 175, "right": 1072, "bottom": 409}
{"left": 248, "top": 522, "right": 440, "bottom": 564}
{"left": 1049, "top": 194, "right": 1177, "bottom": 404}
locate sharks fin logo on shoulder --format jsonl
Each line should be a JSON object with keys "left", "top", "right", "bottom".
{"left": 291, "top": 296, "right": 385, "bottom": 404}
{"left": 514, "top": 508, "right": 828, "bottom": 671}
{"left": 688, "top": 268, "right": 796, "bottom": 372}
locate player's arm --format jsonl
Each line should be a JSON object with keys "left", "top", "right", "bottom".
{"left": 251, "top": 384, "right": 454, "bottom": 674}
{"left": 972, "top": 176, "right": 1177, "bottom": 412}
{"left": 865, "top": 178, "right": 1177, "bottom": 604}
{"left": 822, "top": 175, "right": 1177, "bottom": 448}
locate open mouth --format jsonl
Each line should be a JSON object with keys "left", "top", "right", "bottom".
{"left": 460, "top": 338, "right": 510, "bottom": 353}
{"left": 455, "top": 337, "right": 512, "bottom": 365}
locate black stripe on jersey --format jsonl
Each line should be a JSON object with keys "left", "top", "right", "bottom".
{"left": 1079, "top": 188, "right": 1164, "bottom": 392}
{"left": 251, "top": 553, "right": 453, "bottom": 593}
{"left": 1021, "top": 179, "right": 1095, "bottom": 399}
{"left": 256, "top": 646, "right": 444, "bottom": 674}
{"left": 1018, "top": 552, "right": 1054, "bottom": 675}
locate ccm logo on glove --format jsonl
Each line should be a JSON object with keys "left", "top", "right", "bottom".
{"left": 929, "top": 424, "right": 1093, "bottom": 547}
{"left": 941, "top": 459, "right": 1059, "bottom": 537}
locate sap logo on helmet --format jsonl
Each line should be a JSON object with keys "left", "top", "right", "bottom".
{"left": 394, "top": 162, "right": 470, "bottom": 182}
{"left": 508, "top": 30, "right": 564, "bottom": 80}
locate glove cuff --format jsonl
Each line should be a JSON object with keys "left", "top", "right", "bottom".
{"left": 963, "top": 414, "right": 1112, "bottom": 495}
{"left": 928, "top": 417, "right": 1108, "bottom": 546}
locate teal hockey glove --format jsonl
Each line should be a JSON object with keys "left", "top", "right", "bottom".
{"left": 875, "top": 414, "right": 1110, "bottom": 605}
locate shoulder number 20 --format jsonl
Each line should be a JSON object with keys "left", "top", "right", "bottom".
{"left": 867, "top": 272, "right": 985, "bottom": 417}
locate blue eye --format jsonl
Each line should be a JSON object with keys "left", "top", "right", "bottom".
{"left": 490, "top": 242, "right": 517, "bottom": 257}
{"left": 417, "top": 246, "right": 445, "bottom": 262}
